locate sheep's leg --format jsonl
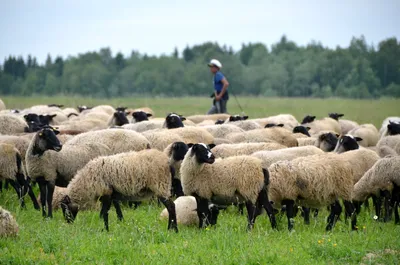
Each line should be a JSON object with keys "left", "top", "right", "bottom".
{"left": 326, "top": 201, "right": 342, "bottom": 231}
{"left": 343, "top": 201, "right": 357, "bottom": 231}
{"left": 245, "top": 201, "right": 256, "bottom": 231}
{"left": 256, "top": 188, "right": 277, "bottom": 229}
{"left": 37, "top": 178, "right": 48, "bottom": 217}
{"left": 313, "top": 209, "right": 319, "bottom": 218}
{"left": 8, "top": 179, "right": 25, "bottom": 208}
{"left": 382, "top": 190, "right": 391, "bottom": 222}
{"left": 112, "top": 200, "right": 123, "bottom": 221}
{"left": 171, "top": 178, "right": 184, "bottom": 198}
{"left": 128, "top": 201, "right": 141, "bottom": 209}
{"left": 4, "top": 179, "right": 9, "bottom": 189}
{"left": 392, "top": 186, "right": 400, "bottom": 225}
{"left": 0, "top": 180, "right": 2, "bottom": 192}
{"left": 194, "top": 195, "right": 210, "bottom": 229}
{"left": 159, "top": 196, "right": 178, "bottom": 232}
{"left": 100, "top": 195, "right": 112, "bottom": 231}
{"left": 282, "top": 200, "right": 295, "bottom": 231}
{"left": 24, "top": 179, "right": 40, "bottom": 210}
{"left": 302, "top": 207, "right": 310, "bottom": 225}
{"left": 237, "top": 203, "right": 245, "bottom": 215}
{"left": 46, "top": 182, "right": 55, "bottom": 218}
{"left": 372, "top": 195, "right": 382, "bottom": 220}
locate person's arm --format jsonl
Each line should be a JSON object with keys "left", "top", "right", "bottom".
{"left": 216, "top": 78, "right": 229, "bottom": 101}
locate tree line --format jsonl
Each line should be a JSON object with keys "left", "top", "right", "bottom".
{"left": 0, "top": 35, "right": 399, "bottom": 98}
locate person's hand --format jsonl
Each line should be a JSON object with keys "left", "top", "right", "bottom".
{"left": 215, "top": 95, "right": 221, "bottom": 101}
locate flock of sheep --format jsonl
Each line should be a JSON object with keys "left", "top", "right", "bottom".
{"left": 0, "top": 96, "right": 399, "bottom": 237}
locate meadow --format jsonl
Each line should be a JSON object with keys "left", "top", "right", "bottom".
{"left": 1, "top": 96, "right": 400, "bottom": 265}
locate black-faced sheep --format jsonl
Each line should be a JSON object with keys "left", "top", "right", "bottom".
{"left": 0, "top": 206, "right": 19, "bottom": 237}
{"left": 61, "top": 149, "right": 178, "bottom": 232}
{"left": 379, "top": 117, "right": 400, "bottom": 138}
{"left": 348, "top": 124, "right": 379, "bottom": 147}
{"left": 301, "top": 115, "right": 341, "bottom": 135}
{"left": 108, "top": 111, "right": 130, "bottom": 127}
{"left": 180, "top": 143, "right": 277, "bottom": 230}
{"left": 131, "top": 111, "right": 152, "bottom": 123}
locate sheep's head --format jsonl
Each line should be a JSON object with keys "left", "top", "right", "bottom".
{"left": 34, "top": 126, "right": 62, "bottom": 155}
{"left": 316, "top": 132, "right": 339, "bottom": 152}
{"left": 165, "top": 113, "right": 185, "bottom": 129}
{"left": 115, "top": 106, "right": 128, "bottom": 112}
{"left": 301, "top": 115, "right": 316, "bottom": 124}
{"left": 61, "top": 195, "right": 79, "bottom": 223}
{"left": 77, "top": 105, "right": 91, "bottom": 113}
{"left": 333, "top": 134, "right": 362, "bottom": 154}
{"left": 39, "top": 114, "right": 57, "bottom": 126}
{"left": 190, "top": 143, "right": 215, "bottom": 164}
{"left": 265, "top": 123, "right": 284, "bottom": 128}
{"left": 229, "top": 115, "right": 248, "bottom": 122}
{"left": 215, "top": 119, "right": 225, "bottom": 125}
{"left": 113, "top": 111, "right": 129, "bottom": 126}
{"left": 132, "top": 111, "right": 152, "bottom": 123}
{"left": 292, "top": 125, "right": 311, "bottom": 137}
{"left": 387, "top": 121, "right": 400, "bottom": 136}
{"left": 24, "top": 114, "right": 43, "bottom": 132}
{"left": 24, "top": 113, "right": 41, "bottom": 124}
{"left": 328, "top": 113, "right": 344, "bottom": 121}
{"left": 169, "top": 142, "right": 190, "bottom": 162}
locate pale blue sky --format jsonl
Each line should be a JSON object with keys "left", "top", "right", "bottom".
{"left": 1, "top": 0, "right": 399, "bottom": 63}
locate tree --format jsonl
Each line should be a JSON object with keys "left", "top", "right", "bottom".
{"left": 173, "top": 47, "right": 179, "bottom": 58}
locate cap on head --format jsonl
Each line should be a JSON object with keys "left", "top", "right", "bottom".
{"left": 208, "top": 59, "right": 222, "bottom": 69}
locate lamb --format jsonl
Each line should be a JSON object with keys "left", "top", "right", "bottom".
{"left": 268, "top": 152, "right": 362, "bottom": 231}
{"left": 211, "top": 142, "right": 286, "bottom": 158}
{"left": 61, "top": 149, "right": 178, "bottom": 232}
{"left": 67, "top": 129, "right": 150, "bottom": 155}
{"left": 26, "top": 127, "right": 111, "bottom": 218}
{"left": 0, "top": 206, "right": 19, "bottom": 237}
{"left": 0, "top": 143, "right": 39, "bottom": 209}
{"left": 203, "top": 124, "right": 244, "bottom": 138}
{"left": 160, "top": 196, "right": 220, "bottom": 226}
{"left": 328, "top": 113, "right": 359, "bottom": 134}
{"left": 0, "top": 98, "right": 6, "bottom": 111}
{"left": 226, "top": 127, "right": 298, "bottom": 147}
{"left": 334, "top": 134, "right": 363, "bottom": 154}
{"left": 132, "top": 107, "right": 155, "bottom": 117}
{"left": 0, "top": 115, "right": 28, "bottom": 135}
{"left": 251, "top": 146, "right": 324, "bottom": 169}
{"left": 142, "top": 130, "right": 184, "bottom": 151}
{"left": 376, "top": 135, "right": 400, "bottom": 157}
{"left": 352, "top": 156, "right": 400, "bottom": 224}
{"left": 164, "top": 113, "right": 186, "bottom": 129}
{"left": 301, "top": 115, "right": 341, "bottom": 135}
{"left": 186, "top": 114, "right": 231, "bottom": 124}
{"left": 180, "top": 143, "right": 277, "bottom": 230}
{"left": 348, "top": 124, "right": 379, "bottom": 147}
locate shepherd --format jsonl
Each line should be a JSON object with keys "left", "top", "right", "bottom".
{"left": 207, "top": 59, "right": 229, "bottom": 114}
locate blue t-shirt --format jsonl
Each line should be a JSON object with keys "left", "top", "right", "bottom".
{"left": 214, "top": 71, "right": 229, "bottom": 100}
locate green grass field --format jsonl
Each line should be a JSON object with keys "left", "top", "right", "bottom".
{"left": 1, "top": 96, "right": 400, "bottom": 264}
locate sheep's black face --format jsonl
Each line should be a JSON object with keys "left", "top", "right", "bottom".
{"left": 265, "top": 123, "right": 284, "bottom": 128}
{"left": 39, "top": 114, "right": 57, "bottom": 126}
{"left": 229, "top": 115, "right": 248, "bottom": 122}
{"left": 38, "top": 127, "right": 62, "bottom": 152}
{"left": 25, "top": 121, "right": 43, "bottom": 133}
{"left": 115, "top": 107, "right": 127, "bottom": 112}
{"left": 334, "top": 135, "right": 362, "bottom": 154}
{"left": 24, "top": 113, "right": 41, "bottom": 124}
{"left": 61, "top": 195, "right": 78, "bottom": 223}
{"left": 77, "top": 105, "right": 91, "bottom": 113}
{"left": 215, "top": 119, "right": 225, "bottom": 125}
{"left": 328, "top": 113, "right": 344, "bottom": 121}
{"left": 301, "top": 115, "right": 316, "bottom": 124}
{"left": 113, "top": 111, "right": 129, "bottom": 126}
{"left": 132, "top": 111, "right": 152, "bottom": 123}
{"left": 170, "top": 142, "right": 189, "bottom": 161}
{"left": 387, "top": 121, "right": 400, "bottom": 136}
{"left": 319, "top": 133, "right": 339, "bottom": 152}
{"left": 191, "top": 143, "right": 215, "bottom": 164}
{"left": 165, "top": 113, "right": 185, "bottom": 129}
{"left": 292, "top": 125, "right": 311, "bottom": 137}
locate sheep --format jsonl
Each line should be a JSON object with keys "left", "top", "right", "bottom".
{"left": 0, "top": 206, "right": 19, "bottom": 237}
{"left": 26, "top": 127, "right": 111, "bottom": 218}
{"left": 67, "top": 129, "right": 150, "bottom": 155}
{"left": 333, "top": 134, "right": 363, "bottom": 154}
{"left": 0, "top": 115, "right": 28, "bottom": 135}
{"left": 142, "top": 130, "right": 184, "bottom": 151}
{"left": 251, "top": 146, "right": 324, "bottom": 169}
{"left": 301, "top": 116, "right": 341, "bottom": 135}
{"left": 386, "top": 121, "right": 400, "bottom": 136}
{"left": 55, "top": 118, "right": 108, "bottom": 132}
{"left": 292, "top": 125, "right": 311, "bottom": 137}
{"left": 226, "top": 127, "right": 298, "bottom": 147}
{"left": 228, "top": 120, "right": 262, "bottom": 131}
{"left": 160, "top": 196, "right": 220, "bottom": 226}
{"left": 132, "top": 107, "right": 155, "bottom": 117}
{"left": 197, "top": 120, "right": 217, "bottom": 126}
{"left": 180, "top": 143, "right": 277, "bottom": 230}
{"left": 87, "top": 105, "right": 115, "bottom": 116}
{"left": 169, "top": 127, "right": 214, "bottom": 145}
{"left": 164, "top": 113, "right": 186, "bottom": 129}
{"left": 0, "top": 98, "right": 6, "bottom": 111}
{"left": 131, "top": 111, "right": 152, "bottom": 123}
{"left": 203, "top": 124, "right": 244, "bottom": 138}
{"left": 253, "top": 114, "right": 299, "bottom": 130}
{"left": 227, "top": 115, "right": 248, "bottom": 122}
{"left": 297, "top": 137, "right": 317, "bottom": 147}
{"left": 328, "top": 113, "right": 359, "bottom": 134}
{"left": 264, "top": 123, "right": 284, "bottom": 128}
{"left": 123, "top": 120, "right": 164, "bottom": 132}
{"left": 81, "top": 112, "right": 111, "bottom": 123}
{"left": 353, "top": 156, "right": 400, "bottom": 224}
{"left": 61, "top": 149, "right": 178, "bottom": 232}
{"left": 377, "top": 135, "right": 400, "bottom": 157}
{"left": 379, "top": 117, "right": 400, "bottom": 138}
{"left": 108, "top": 111, "right": 130, "bottom": 127}
{"left": 268, "top": 152, "right": 362, "bottom": 231}
{"left": 313, "top": 131, "right": 339, "bottom": 152}
{"left": 0, "top": 143, "right": 39, "bottom": 209}
{"left": 0, "top": 135, "right": 30, "bottom": 160}
{"left": 348, "top": 125, "right": 379, "bottom": 147}
{"left": 211, "top": 142, "right": 287, "bottom": 158}
{"left": 186, "top": 114, "right": 231, "bottom": 124}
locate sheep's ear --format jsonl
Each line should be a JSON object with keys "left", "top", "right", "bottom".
{"left": 312, "top": 116, "right": 316, "bottom": 119}
{"left": 146, "top": 113, "right": 152, "bottom": 117}
{"left": 179, "top": 116, "right": 186, "bottom": 121}
{"left": 132, "top": 112, "right": 137, "bottom": 118}
{"left": 338, "top": 114, "right": 344, "bottom": 117}
{"left": 335, "top": 133, "right": 340, "bottom": 138}
{"left": 277, "top": 124, "right": 284, "bottom": 127}
{"left": 208, "top": 144, "right": 216, "bottom": 149}
{"left": 306, "top": 127, "right": 311, "bottom": 131}
{"left": 243, "top": 116, "right": 249, "bottom": 120}
{"left": 24, "top": 114, "right": 28, "bottom": 119}
{"left": 125, "top": 111, "right": 131, "bottom": 116}
{"left": 187, "top": 143, "right": 194, "bottom": 148}
{"left": 50, "top": 114, "right": 57, "bottom": 119}
{"left": 229, "top": 116, "right": 234, "bottom": 121}
{"left": 320, "top": 134, "right": 326, "bottom": 140}
{"left": 355, "top": 137, "right": 363, "bottom": 142}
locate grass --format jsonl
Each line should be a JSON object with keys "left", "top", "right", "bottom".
{"left": 1, "top": 96, "right": 400, "bottom": 264}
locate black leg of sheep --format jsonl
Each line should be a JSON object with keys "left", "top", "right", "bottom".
{"left": 302, "top": 207, "right": 310, "bottom": 225}
{"left": 158, "top": 197, "right": 178, "bottom": 233}
{"left": 392, "top": 185, "right": 400, "bottom": 225}
{"left": 37, "top": 177, "right": 55, "bottom": 218}
{"left": 112, "top": 200, "right": 124, "bottom": 221}
{"left": 46, "top": 183, "right": 55, "bottom": 218}
{"left": 326, "top": 200, "right": 342, "bottom": 231}
{"left": 282, "top": 199, "right": 295, "bottom": 231}
{"left": 256, "top": 188, "right": 277, "bottom": 230}
{"left": 382, "top": 190, "right": 392, "bottom": 222}
{"left": 7, "top": 179, "right": 25, "bottom": 208}
{"left": 38, "top": 179, "right": 47, "bottom": 217}
{"left": 245, "top": 201, "right": 256, "bottom": 230}
{"left": 194, "top": 195, "right": 211, "bottom": 229}
{"left": 372, "top": 195, "right": 382, "bottom": 221}
{"left": 343, "top": 201, "right": 357, "bottom": 231}
{"left": 100, "top": 195, "right": 113, "bottom": 231}
{"left": 16, "top": 173, "right": 40, "bottom": 210}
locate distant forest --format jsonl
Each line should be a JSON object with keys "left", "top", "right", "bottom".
{"left": 0, "top": 35, "right": 399, "bottom": 98}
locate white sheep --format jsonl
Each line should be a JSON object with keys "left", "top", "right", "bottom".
{"left": 226, "top": 127, "right": 298, "bottom": 147}
{"left": 376, "top": 135, "right": 400, "bottom": 157}
{"left": 0, "top": 206, "right": 19, "bottom": 237}
{"left": 180, "top": 143, "right": 277, "bottom": 230}
{"left": 169, "top": 127, "right": 214, "bottom": 144}
{"left": 379, "top": 117, "right": 400, "bottom": 138}
{"left": 203, "top": 124, "right": 244, "bottom": 138}
{"left": 253, "top": 114, "right": 299, "bottom": 129}
{"left": 122, "top": 120, "right": 164, "bottom": 132}
{"left": 0, "top": 115, "right": 28, "bottom": 135}
{"left": 212, "top": 142, "right": 286, "bottom": 158}
{"left": 227, "top": 120, "right": 262, "bottom": 131}
{"left": 142, "top": 130, "right": 184, "bottom": 151}
{"left": 348, "top": 124, "right": 379, "bottom": 147}
{"left": 301, "top": 116, "right": 341, "bottom": 134}
{"left": 61, "top": 149, "right": 178, "bottom": 232}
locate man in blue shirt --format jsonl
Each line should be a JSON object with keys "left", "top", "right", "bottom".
{"left": 207, "top": 59, "right": 229, "bottom": 114}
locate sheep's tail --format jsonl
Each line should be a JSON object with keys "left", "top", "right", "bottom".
{"left": 262, "top": 168, "right": 270, "bottom": 187}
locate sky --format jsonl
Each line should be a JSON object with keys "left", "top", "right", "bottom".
{"left": 0, "top": 0, "right": 399, "bottom": 64}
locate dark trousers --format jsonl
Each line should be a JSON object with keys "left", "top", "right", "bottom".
{"left": 207, "top": 99, "right": 227, "bottom": 114}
